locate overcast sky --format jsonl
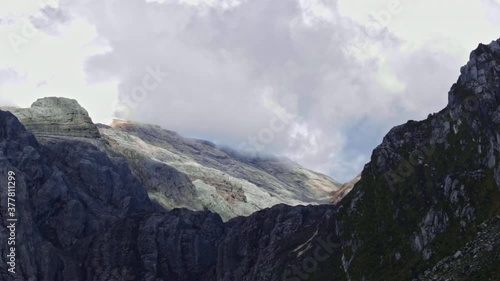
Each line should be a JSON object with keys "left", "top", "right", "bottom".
{"left": 0, "top": 0, "right": 499, "bottom": 182}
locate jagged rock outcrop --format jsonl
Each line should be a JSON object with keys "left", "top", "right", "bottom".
{"left": 0, "top": 110, "right": 153, "bottom": 280}
{"left": 216, "top": 204, "right": 334, "bottom": 281}
{"left": 285, "top": 38, "right": 500, "bottom": 281}
{"left": 1, "top": 97, "right": 100, "bottom": 138}
{"left": 415, "top": 215, "right": 500, "bottom": 281}
{"left": 86, "top": 210, "right": 226, "bottom": 281}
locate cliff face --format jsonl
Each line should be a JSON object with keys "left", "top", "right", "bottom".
{"left": 1, "top": 38, "right": 499, "bottom": 281}
{"left": 0, "top": 110, "right": 153, "bottom": 281}
{"left": 291, "top": 39, "right": 500, "bottom": 281}
{"left": 2, "top": 98, "right": 100, "bottom": 138}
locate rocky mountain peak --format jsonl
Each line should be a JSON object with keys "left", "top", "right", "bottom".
{"left": 1, "top": 97, "right": 100, "bottom": 138}
{"left": 449, "top": 39, "right": 500, "bottom": 108}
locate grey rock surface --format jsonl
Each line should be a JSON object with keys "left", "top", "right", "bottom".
{"left": 100, "top": 118, "right": 342, "bottom": 220}
{"left": 0, "top": 110, "right": 152, "bottom": 281}
{"left": 1, "top": 97, "right": 100, "bottom": 138}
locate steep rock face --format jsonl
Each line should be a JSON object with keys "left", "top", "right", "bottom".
{"left": 2, "top": 97, "right": 100, "bottom": 138}
{"left": 288, "top": 39, "right": 500, "bottom": 281}
{"left": 0, "top": 110, "right": 56, "bottom": 281}
{"left": 85, "top": 210, "right": 225, "bottom": 281}
{"left": 100, "top": 119, "right": 341, "bottom": 220}
{"left": 217, "top": 204, "right": 334, "bottom": 281}
{"left": 0, "top": 110, "right": 153, "bottom": 280}
{"left": 415, "top": 215, "right": 500, "bottom": 281}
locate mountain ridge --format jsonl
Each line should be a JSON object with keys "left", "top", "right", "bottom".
{"left": 2, "top": 100, "right": 345, "bottom": 221}
{"left": 1, "top": 38, "right": 499, "bottom": 281}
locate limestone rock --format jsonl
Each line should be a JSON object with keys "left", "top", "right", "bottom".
{"left": 2, "top": 97, "right": 100, "bottom": 138}
{"left": 100, "top": 119, "right": 341, "bottom": 220}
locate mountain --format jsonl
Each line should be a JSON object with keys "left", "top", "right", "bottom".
{"left": 1, "top": 97, "right": 100, "bottom": 138}
{"left": 99, "top": 119, "right": 342, "bottom": 220}
{"left": 2, "top": 99, "right": 342, "bottom": 220}
{"left": 284, "top": 39, "right": 500, "bottom": 280}
{"left": 1, "top": 38, "right": 499, "bottom": 281}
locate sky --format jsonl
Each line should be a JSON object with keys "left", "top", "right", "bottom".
{"left": 0, "top": 0, "right": 499, "bottom": 182}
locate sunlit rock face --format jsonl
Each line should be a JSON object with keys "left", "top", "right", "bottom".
{"left": 100, "top": 118, "right": 342, "bottom": 220}
{"left": 1, "top": 97, "right": 101, "bottom": 138}
{"left": 4, "top": 97, "right": 342, "bottom": 221}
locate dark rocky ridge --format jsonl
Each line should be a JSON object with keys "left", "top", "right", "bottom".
{"left": 0, "top": 110, "right": 153, "bottom": 281}
{"left": 294, "top": 38, "right": 500, "bottom": 280}
{"left": 0, "top": 38, "right": 500, "bottom": 281}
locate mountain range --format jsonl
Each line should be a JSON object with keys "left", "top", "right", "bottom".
{"left": 0, "top": 38, "right": 499, "bottom": 281}
{"left": 2, "top": 97, "right": 345, "bottom": 221}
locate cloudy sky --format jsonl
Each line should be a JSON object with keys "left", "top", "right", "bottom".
{"left": 0, "top": 0, "right": 499, "bottom": 182}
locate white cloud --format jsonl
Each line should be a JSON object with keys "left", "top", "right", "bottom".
{"left": 0, "top": 1, "right": 118, "bottom": 123}
{"left": 0, "top": 0, "right": 498, "bottom": 182}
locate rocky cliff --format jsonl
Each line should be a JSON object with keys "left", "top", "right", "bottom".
{"left": 285, "top": 39, "right": 500, "bottom": 281}
{"left": 2, "top": 98, "right": 100, "bottom": 138}
{"left": 0, "top": 110, "right": 153, "bottom": 281}
{"left": 1, "top": 38, "right": 500, "bottom": 281}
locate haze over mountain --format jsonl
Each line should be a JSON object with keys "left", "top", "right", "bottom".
{"left": 3, "top": 97, "right": 345, "bottom": 221}
{"left": 0, "top": 38, "right": 499, "bottom": 281}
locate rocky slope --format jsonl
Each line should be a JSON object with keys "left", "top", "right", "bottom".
{"left": 415, "top": 215, "right": 500, "bottom": 281}
{"left": 99, "top": 118, "right": 342, "bottom": 220}
{"left": 1, "top": 38, "right": 500, "bottom": 281}
{"left": 287, "top": 39, "right": 500, "bottom": 281}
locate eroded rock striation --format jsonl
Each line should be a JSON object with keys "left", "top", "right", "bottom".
{"left": 2, "top": 97, "right": 100, "bottom": 138}
{"left": 99, "top": 118, "right": 342, "bottom": 220}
